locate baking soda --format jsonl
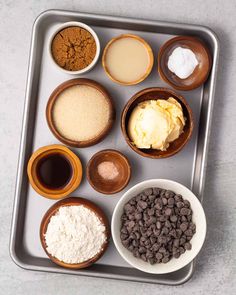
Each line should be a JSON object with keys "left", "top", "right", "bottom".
{"left": 167, "top": 47, "right": 198, "bottom": 79}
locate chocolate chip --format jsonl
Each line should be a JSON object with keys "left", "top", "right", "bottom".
{"left": 124, "top": 203, "right": 134, "bottom": 212}
{"left": 165, "top": 220, "right": 171, "bottom": 228}
{"left": 156, "top": 221, "right": 162, "bottom": 229}
{"left": 155, "top": 202, "right": 163, "bottom": 210}
{"left": 148, "top": 208, "right": 155, "bottom": 216}
{"left": 153, "top": 188, "right": 160, "bottom": 195}
{"left": 180, "top": 237, "right": 186, "bottom": 245}
{"left": 141, "top": 254, "right": 147, "bottom": 261}
{"left": 174, "top": 252, "right": 181, "bottom": 259}
{"left": 165, "top": 208, "right": 172, "bottom": 216}
{"left": 179, "top": 246, "right": 185, "bottom": 254}
{"left": 184, "top": 200, "right": 190, "bottom": 208}
{"left": 121, "top": 227, "right": 128, "bottom": 234}
{"left": 153, "top": 229, "right": 161, "bottom": 236}
{"left": 152, "top": 243, "right": 160, "bottom": 251}
{"left": 161, "top": 227, "right": 169, "bottom": 235}
{"left": 168, "top": 198, "right": 175, "bottom": 206}
{"left": 138, "top": 200, "right": 148, "bottom": 209}
{"left": 185, "top": 229, "right": 193, "bottom": 237}
{"left": 174, "top": 194, "right": 182, "bottom": 202}
{"left": 120, "top": 187, "right": 195, "bottom": 265}
{"left": 156, "top": 252, "right": 163, "bottom": 260}
{"left": 165, "top": 190, "right": 174, "bottom": 198}
{"left": 148, "top": 257, "right": 157, "bottom": 265}
{"left": 148, "top": 195, "right": 156, "bottom": 202}
{"left": 135, "top": 212, "right": 142, "bottom": 220}
{"left": 144, "top": 188, "right": 153, "bottom": 196}
{"left": 162, "top": 197, "right": 168, "bottom": 205}
{"left": 181, "top": 216, "right": 187, "bottom": 222}
{"left": 158, "top": 236, "right": 167, "bottom": 244}
{"left": 158, "top": 247, "right": 166, "bottom": 254}
{"left": 184, "top": 242, "right": 192, "bottom": 250}
{"left": 162, "top": 256, "right": 170, "bottom": 263}
{"left": 120, "top": 233, "right": 128, "bottom": 240}
{"left": 170, "top": 215, "right": 178, "bottom": 222}
{"left": 176, "top": 229, "right": 183, "bottom": 238}
{"left": 180, "top": 222, "right": 188, "bottom": 232}
{"left": 180, "top": 208, "right": 191, "bottom": 216}
{"left": 169, "top": 229, "right": 177, "bottom": 238}
{"left": 173, "top": 239, "right": 180, "bottom": 247}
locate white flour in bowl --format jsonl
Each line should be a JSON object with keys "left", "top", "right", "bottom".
{"left": 44, "top": 205, "right": 107, "bottom": 264}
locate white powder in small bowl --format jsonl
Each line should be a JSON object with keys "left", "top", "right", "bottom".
{"left": 52, "top": 85, "right": 110, "bottom": 141}
{"left": 168, "top": 47, "right": 199, "bottom": 79}
{"left": 44, "top": 205, "right": 107, "bottom": 264}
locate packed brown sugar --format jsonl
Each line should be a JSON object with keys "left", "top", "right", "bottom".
{"left": 51, "top": 26, "right": 96, "bottom": 71}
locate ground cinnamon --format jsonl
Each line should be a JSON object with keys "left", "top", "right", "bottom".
{"left": 51, "top": 26, "right": 96, "bottom": 71}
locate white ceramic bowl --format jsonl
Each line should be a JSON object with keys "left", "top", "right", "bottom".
{"left": 48, "top": 21, "right": 100, "bottom": 75}
{"left": 111, "top": 179, "right": 207, "bottom": 274}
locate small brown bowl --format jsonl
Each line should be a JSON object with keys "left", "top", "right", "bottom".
{"left": 158, "top": 36, "right": 212, "bottom": 91}
{"left": 86, "top": 149, "right": 131, "bottom": 194}
{"left": 102, "top": 34, "right": 154, "bottom": 85}
{"left": 27, "top": 145, "right": 82, "bottom": 199}
{"left": 40, "top": 197, "right": 110, "bottom": 269}
{"left": 46, "top": 78, "right": 115, "bottom": 147}
{"left": 121, "top": 87, "right": 194, "bottom": 159}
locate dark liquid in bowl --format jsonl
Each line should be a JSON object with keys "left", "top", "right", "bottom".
{"left": 37, "top": 153, "right": 72, "bottom": 189}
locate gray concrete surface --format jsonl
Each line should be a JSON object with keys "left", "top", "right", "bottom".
{"left": 0, "top": 0, "right": 235, "bottom": 294}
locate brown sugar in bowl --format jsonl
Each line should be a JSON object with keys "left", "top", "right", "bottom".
{"left": 121, "top": 87, "right": 194, "bottom": 159}
{"left": 46, "top": 78, "right": 115, "bottom": 148}
{"left": 27, "top": 144, "right": 82, "bottom": 199}
{"left": 86, "top": 149, "right": 131, "bottom": 194}
{"left": 49, "top": 21, "right": 100, "bottom": 75}
{"left": 40, "top": 197, "right": 110, "bottom": 269}
{"left": 158, "top": 36, "right": 212, "bottom": 91}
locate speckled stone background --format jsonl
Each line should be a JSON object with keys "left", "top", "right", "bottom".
{"left": 0, "top": 0, "right": 235, "bottom": 294}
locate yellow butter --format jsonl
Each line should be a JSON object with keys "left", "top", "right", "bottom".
{"left": 127, "top": 98, "right": 185, "bottom": 151}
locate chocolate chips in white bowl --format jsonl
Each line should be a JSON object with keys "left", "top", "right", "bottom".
{"left": 120, "top": 187, "right": 196, "bottom": 264}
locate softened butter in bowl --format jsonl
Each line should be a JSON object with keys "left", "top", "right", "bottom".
{"left": 102, "top": 34, "right": 154, "bottom": 85}
{"left": 128, "top": 98, "right": 185, "bottom": 151}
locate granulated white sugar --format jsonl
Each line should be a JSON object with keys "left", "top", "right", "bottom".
{"left": 44, "top": 205, "right": 106, "bottom": 264}
{"left": 52, "top": 85, "right": 110, "bottom": 141}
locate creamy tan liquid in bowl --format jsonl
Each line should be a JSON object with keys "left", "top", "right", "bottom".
{"left": 104, "top": 36, "right": 152, "bottom": 84}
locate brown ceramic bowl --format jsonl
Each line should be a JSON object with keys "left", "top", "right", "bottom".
{"left": 121, "top": 87, "right": 194, "bottom": 159}
{"left": 158, "top": 36, "right": 212, "bottom": 91}
{"left": 40, "top": 197, "right": 110, "bottom": 269}
{"left": 27, "top": 145, "right": 82, "bottom": 199}
{"left": 87, "top": 149, "right": 131, "bottom": 194}
{"left": 46, "top": 78, "right": 115, "bottom": 147}
{"left": 102, "top": 34, "right": 154, "bottom": 85}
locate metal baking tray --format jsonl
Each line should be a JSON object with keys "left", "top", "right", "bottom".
{"left": 10, "top": 9, "right": 219, "bottom": 285}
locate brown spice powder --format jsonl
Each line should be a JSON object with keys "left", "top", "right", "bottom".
{"left": 51, "top": 26, "right": 97, "bottom": 71}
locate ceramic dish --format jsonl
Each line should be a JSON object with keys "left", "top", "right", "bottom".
{"left": 158, "top": 36, "right": 212, "bottom": 90}
{"left": 121, "top": 87, "right": 194, "bottom": 159}
{"left": 48, "top": 21, "right": 100, "bottom": 75}
{"left": 40, "top": 197, "right": 110, "bottom": 269}
{"left": 27, "top": 144, "right": 82, "bottom": 199}
{"left": 102, "top": 34, "right": 154, "bottom": 85}
{"left": 111, "top": 179, "right": 207, "bottom": 274}
{"left": 46, "top": 78, "right": 115, "bottom": 147}
{"left": 86, "top": 149, "right": 131, "bottom": 194}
